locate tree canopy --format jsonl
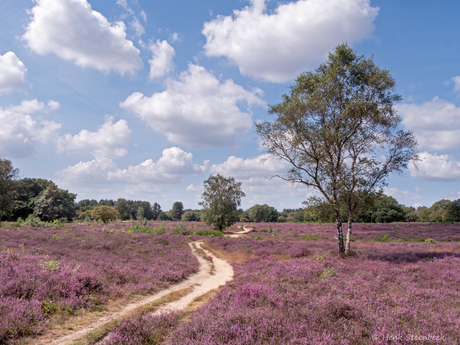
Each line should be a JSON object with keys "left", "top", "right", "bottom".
{"left": 0, "top": 159, "right": 19, "bottom": 221}
{"left": 199, "top": 174, "right": 245, "bottom": 231}
{"left": 91, "top": 206, "right": 120, "bottom": 223}
{"left": 256, "top": 44, "right": 418, "bottom": 254}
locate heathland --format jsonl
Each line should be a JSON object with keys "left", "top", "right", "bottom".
{"left": 1, "top": 220, "right": 459, "bottom": 344}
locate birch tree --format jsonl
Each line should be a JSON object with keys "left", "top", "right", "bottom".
{"left": 256, "top": 44, "right": 418, "bottom": 254}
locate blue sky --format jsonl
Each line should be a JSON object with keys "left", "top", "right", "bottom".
{"left": 1, "top": 0, "right": 459, "bottom": 211}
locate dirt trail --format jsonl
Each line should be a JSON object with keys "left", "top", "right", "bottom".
{"left": 48, "top": 240, "right": 234, "bottom": 345}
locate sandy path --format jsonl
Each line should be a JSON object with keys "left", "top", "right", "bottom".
{"left": 49, "top": 241, "right": 233, "bottom": 345}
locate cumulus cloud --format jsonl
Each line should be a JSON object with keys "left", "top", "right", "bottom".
{"left": 202, "top": 0, "right": 378, "bottom": 83}
{"left": 210, "top": 154, "right": 287, "bottom": 179}
{"left": 121, "top": 64, "right": 265, "bottom": 147}
{"left": 0, "top": 52, "right": 27, "bottom": 94}
{"left": 0, "top": 99, "right": 61, "bottom": 158}
{"left": 210, "top": 154, "right": 308, "bottom": 206}
{"left": 56, "top": 147, "right": 207, "bottom": 186}
{"left": 148, "top": 40, "right": 175, "bottom": 80}
{"left": 56, "top": 157, "right": 117, "bottom": 184}
{"left": 23, "top": 0, "right": 142, "bottom": 75}
{"left": 409, "top": 152, "right": 460, "bottom": 181}
{"left": 399, "top": 97, "right": 460, "bottom": 151}
{"left": 56, "top": 116, "right": 131, "bottom": 158}
{"left": 108, "top": 147, "right": 208, "bottom": 183}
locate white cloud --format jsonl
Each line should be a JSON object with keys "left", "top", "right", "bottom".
{"left": 210, "top": 154, "right": 287, "bottom": 179}
{"left": 0, "top": 99, "right": 61, "bottom": 158}
{"left": 56, "top": 147, "right": 207, "bottom": 187}
{"left": 399, "top": 97, "right": 460, "bottom": 151}
{"left": 140, "top": 10, "right": 147, "bottom": 22}
{"left": 452, "top": 76, "right": 460, "bottom": 94}
{"left": 170, "top": 32, "right": 179, "bottom": 43}
{"left": 131, "top": 17, "right": 145, "bottom": 37}
{"left": 0, "top": 52, "right": 27, "bottom": 94}
{"left": 107, "top": 147, "right": 208, "bottom": 183}
{"left": 23, "top": 0, "right": 142, "bottom": 75}
{"left": 210, "top": 154, "right": 308, "bottom": 206}
{"left": 409, "top": 152, "right": 460, "bottom": 181}
{"left": 120, "top": 64, "right": 265, "bottom": 148}
{"left": 186, "top": 184, "right": 203, "bottom": 192}
{"left": 148, "top": 40, "right": 175, "bottom": 80}
{"left": 383, "top": 187, "right": 423, "bottom": 201}
{"left": 56, "top": 157, "right": 117, "bottom": 184}
{"left": 202, "top": 0, "right": 378, "bottom": 83}
{"left": 56, "top": 116, "right": 131, "bottom": 158}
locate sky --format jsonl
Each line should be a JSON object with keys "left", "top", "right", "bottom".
{"left": 1, "top": 0, "right": 460, "bottom": 211}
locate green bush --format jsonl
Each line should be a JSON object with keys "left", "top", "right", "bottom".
{"left": 320, "top": 267, "right": 336, "bottom": 279}
{"left": 376, "top": 234, "right": 390, "bottom": 242}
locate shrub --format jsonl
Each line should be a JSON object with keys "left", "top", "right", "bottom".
{"left": 91, "top": 206, "right": 120, "bottom": 224}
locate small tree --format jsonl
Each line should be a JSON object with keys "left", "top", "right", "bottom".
{"left": 0, "top": 159, "right": 19, "bottom": 221}
{"left": 256, "top": 44, "right": 418, "bottom": 254}
{"left": 170, "top": 201, "right": 184, "bottom": 221}
{"left": 91, "top": 206, "right": 119, "bottom": 223}
{"left": 199, "top": 174, "right": 245, "bottom": 231}
{"left": 152, "top": 203, "right": 162, "bottom": 220}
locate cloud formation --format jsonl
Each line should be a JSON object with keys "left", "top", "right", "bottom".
{"left": 56, "top": 116, "right": 131, "bottom": 159}
{"left": 210, "top": 154, "right": 307, "bottom": 206}
{"left": 202, "top": 0, "right": 378, "bottom": 83}
{"left": 148, "top": 40, "right": 175, "bottom": 80}
{"left": 0, "top": 52, "right": 27, "bottom": 94}
{"left": 121, "top": 64, "right": 265, "bottom": 147}
{"left": 56, "top": 157, "right": 117, "bottom": 184}
{"left": 409, "top": 152, "right": 460, "bottom": 181}
{"left": 452, "top": 76, "right": 460, "bottom": 94}
{"left": 399, "top": 97, "right": 460, "bottom": 151}
{"left": 108, "top": 147, "right": 208, "bottom": 183}
{"left": 0, "top": 99, "right": 61, "bottom": 158}
{"left": 23, "top": 0, "right": 142, "bottom": 75}
{"left": 56, "top": 147, "right": 208, "bottom": 185}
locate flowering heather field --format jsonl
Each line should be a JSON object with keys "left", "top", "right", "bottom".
{"left": 0, "top": 222, "right": 199, "bottom": 343}
{"left": 157, "top": 222, "right": 459, "bottom": 345}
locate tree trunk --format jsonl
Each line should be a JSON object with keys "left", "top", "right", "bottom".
{"left": 345, "top": 212, "right": 352, "bottom": 255}
{"left": 334, "top": 211, "right": 345, "bottom": 254}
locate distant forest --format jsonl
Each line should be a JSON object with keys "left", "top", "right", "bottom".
{"left": 2, "top": 176, "right": 460, "bottom": 224}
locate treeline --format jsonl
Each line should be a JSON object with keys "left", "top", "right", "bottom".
{"left": 1, "top": 159, "right": 460, "bottom": 224}
{"left": 76, "top": 199, "right": 201, "bottom": 222}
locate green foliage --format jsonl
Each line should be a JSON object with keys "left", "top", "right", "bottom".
{"left": 320, "top": 267, "right": 336, "bottom": 279}
{"left": 91, "top": 206, "right": 120, "bottom": 223}
{"left": 256, "top": 44, "right": 418, "bottom": 253}
{"left": 0, "top": 159, "right": 19, "bottom": 221}
{"left": 170, "top": 201, "right": 184, "bottom": 221}
{"left": 425, "top": 238, "right": 437, "bottom": 243}
{"left": 152, "top": 202, "right": 162, "bottom": 220}
{"left": 199, "top": 174, "right": 245, "bottom": 231}
{"left": 24, "top": 214, "right": 46, "bottom": 227}
{"left": 114, "top": 198, "right": 131, "bottom": 220}
{"left": 33, "top": 183, "right": 76, "bottom": 221}
{"left": 246, "top": 204, "right": 279, "bottom": 222}
{"left": 376, "top": 234, "right": 390, "bottom": 242}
